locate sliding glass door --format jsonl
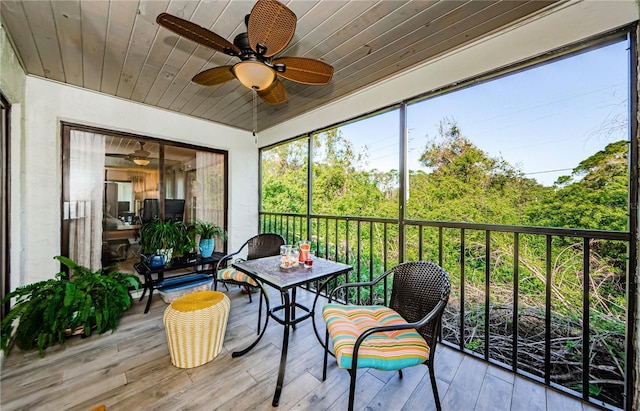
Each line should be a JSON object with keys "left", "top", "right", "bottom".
{"left": 62, "top": 123, "right": 228, "bottom": 274}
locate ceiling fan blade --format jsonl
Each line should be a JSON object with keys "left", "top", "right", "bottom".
{"left": 258, "top": 79, "right": 287, "bottom": 105}
{"left": 273, "top": 57, "right": 334, "bottom": 85}
{"left": 247, "top": 0, "right": 296, "bottom": 58}
{"left": 156, "top": 13, "right": 241, "bottom": 56}
{"left": 192, "top": 66, "right": 236, "bottom": 86}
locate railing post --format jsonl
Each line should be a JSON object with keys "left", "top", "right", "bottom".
{"left": 399, "top": 103, "right": 408, "bottom": 263}
{"left": 485, "top": 230, "right": 491, "bottom": 361}
{"left": 582, "top": 238, "right": 591, "bottom": 401}
{"left": 545, "top": 235, "right": 552, "bottom": 385}
{"left": 307, "top": 133, "right": 313, "bottom": 241}
{"left": 625, "top": 24, "right": 639, "bottom": 411}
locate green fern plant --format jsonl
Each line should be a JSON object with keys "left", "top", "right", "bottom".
{"left": 1, "top": 256, "right": 139, "bottom": 357}
{"left": 195, "top": 221, "right": 227, "bottom": 240}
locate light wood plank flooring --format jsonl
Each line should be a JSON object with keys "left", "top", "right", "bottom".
{"left": 1, "top": 287, "right": 599, "bottom": 411}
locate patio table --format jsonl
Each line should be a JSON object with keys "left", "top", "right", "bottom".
{"left": 232, "top": 255, "right": 353, "bottom": 407}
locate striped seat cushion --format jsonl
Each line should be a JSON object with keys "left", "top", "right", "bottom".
{"left": 323, "top": 304, "right": 430, "bottom": 371}
{"left": 217, "top": 268, "right": 258, "bottom": 287}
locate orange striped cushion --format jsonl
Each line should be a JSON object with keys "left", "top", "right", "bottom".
{"left": 323, "top": 304, "right": 430, "bottom": 371}
{"left": 217, "top": 268, "right": 258, "bottom": 287}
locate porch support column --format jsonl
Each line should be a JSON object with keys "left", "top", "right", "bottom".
{"left": 399, "top": 103, "right": 407, "bottom": 263}
{"left": 630, "top": 22, "right": 639, "bottom": 411}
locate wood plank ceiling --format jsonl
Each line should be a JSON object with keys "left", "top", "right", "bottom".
{"left": 1, "top": 0, "right": 558, "bottom": 132}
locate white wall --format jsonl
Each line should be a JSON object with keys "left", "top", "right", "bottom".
{"left": 19, "top": 77, "right": 256, "bottom": 284}
{"left": 259, "top": 0, "right": 639, "bottom": 146}
{"left": 0, "top": 24, "right": 27, "bottom": 294}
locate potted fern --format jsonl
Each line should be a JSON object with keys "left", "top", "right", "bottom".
{"left": 139, "top": 219, "right": 185, "bottom": 264}
{"left": 1, "top": 256, "right": 139, "bottom": 357}
{"left": 195, "top": 221, "right": 227, "bottom": 258}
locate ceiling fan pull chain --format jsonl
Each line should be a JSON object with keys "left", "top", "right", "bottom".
{"left": 252, "top": 87, "right": 258, "bottom": 144}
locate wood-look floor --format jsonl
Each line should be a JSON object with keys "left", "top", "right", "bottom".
{"left": 1, "top": 287, "right": 599, "bottom": 411}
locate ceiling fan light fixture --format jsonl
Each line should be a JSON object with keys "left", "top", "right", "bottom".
{"left": 233, "top": 61, "right": 276, "bottom": 90}
{"left": 133, "top": 158, "right": 150, "bottom": 166}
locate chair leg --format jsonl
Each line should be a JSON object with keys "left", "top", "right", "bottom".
{"left": 348, "top": 368, "right": 357, "bottom": 411}
{"left": 257, "top": 289, "right": 263, "bottom": 335}
{"left": 398, "top": 369, "right": 403, "bottom": 379}
{"left": 428, "top": 362, "right": 442, "bottom": 411}
{"left": 323, "top": 329, "right": 330, "bottom": 381}
{"left": 246, "top": 285, "right": 253, "bottom": 303}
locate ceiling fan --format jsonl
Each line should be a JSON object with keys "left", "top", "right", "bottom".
{"left": 156, "top": 0, "right": 334, "bottom": 105}
{"left": 107, "top": 141, "right": 152, "bottom": 166}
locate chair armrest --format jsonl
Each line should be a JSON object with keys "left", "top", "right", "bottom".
{"left": 215, "top": 249, "right": 244, "bottom": 272}
{"left": 350, "top": 298, "right": 448, "bottom": 368}
{"left": 328, "top": 267, "right": 394, "bottom": 301}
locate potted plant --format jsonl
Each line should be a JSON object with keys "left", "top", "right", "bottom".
{"left": 173, "top": 223, "right": 197, "bottom": 263}
{"left": 139, "top": 219, "right": 186, "bottom": 264}
{"left": 195, "top": 221, "right": 227, "bottom": 258}
{"left": 0, "top": 256, "right": 139, "bottom": 357}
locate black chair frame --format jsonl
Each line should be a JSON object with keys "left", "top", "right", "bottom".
{"left": 214, "top": 233, "right": 285, "bottom": 334}
{"left": 322, "top": 261, "right": 451, "bottom": 411}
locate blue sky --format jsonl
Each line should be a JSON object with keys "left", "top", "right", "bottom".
{"left": 338, "top": 38, "right": 629, "bottom": 187}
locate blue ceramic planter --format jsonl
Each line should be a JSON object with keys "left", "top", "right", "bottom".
{"left": 199, "top": 238, "right": 215, "bottom": 258}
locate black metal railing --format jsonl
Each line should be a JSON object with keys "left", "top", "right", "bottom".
{"left": 260, "top": 211, "right": 630, "bottom": 410}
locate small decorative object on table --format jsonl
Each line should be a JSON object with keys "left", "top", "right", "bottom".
{"left": 279, "top": 245, "right": 297, "bottom": 269}
{"left": 298, "top": 240, "right": 310, "bottom": 264}
{"left": 304, "top": 251, "right": 314, "bottom": 268}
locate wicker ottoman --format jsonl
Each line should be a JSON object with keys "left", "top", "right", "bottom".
{"left": 163, "top": 290, "right": 231, "bottom": 368}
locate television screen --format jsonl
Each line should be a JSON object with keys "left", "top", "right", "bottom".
{"left": 117, "top": 201, "right": 130, "bottom": 216}
{"left": 141, "top": 199, "right": 159, "bottom": 223}
{"left": 164, "top": 199, "right": 185, "bottom": 222}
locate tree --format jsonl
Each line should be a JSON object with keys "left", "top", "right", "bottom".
{"left": 409, "top": 118, "right": 547, "bottom": 225}
{"left": 526, "top": 140, "right": 628, "bottom": 231}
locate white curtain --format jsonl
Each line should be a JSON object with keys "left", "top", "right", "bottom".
{"left": 68, "top": 130, "right": 105, "bottom": 271}
{"left": 195, "top": 152, "right": 225, "bottom": 250}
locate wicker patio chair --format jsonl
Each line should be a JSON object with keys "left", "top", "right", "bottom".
{"left": 322, "top": 261, "right": 451, "bottom": 411}
{"left": 214, "top": 233, "right": 285, "bottom": 333}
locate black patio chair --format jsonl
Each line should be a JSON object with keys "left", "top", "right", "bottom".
{"left": 214, "top": 233, "right": 285, "bottom": 333}
{"left": 322, "top": 261, "right": 451, "bottom": 411}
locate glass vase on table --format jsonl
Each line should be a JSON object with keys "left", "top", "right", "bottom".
{"left": 298, "top": 241, "right": 310, "bottom": 265}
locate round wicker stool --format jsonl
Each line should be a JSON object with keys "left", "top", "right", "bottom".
{"left": 163, "top": 290, "right": 230, "bottom": 368}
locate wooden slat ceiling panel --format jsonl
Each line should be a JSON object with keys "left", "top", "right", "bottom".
{"left": 151, "top": 1, "right": 248, "bottom": 110}
{"left": 233, "top": 1, "right": 462, "bottom": 128}
{"left": 138, "top": 0, "right": 201, "bottom": 106}
{"left": 22, "top": 1, "right": 66, "bottom": 82}
{"left": 81, "top": 1, "right": 110, "bottom": 92}
{"left": 221, "top": 0, "right": 443, "bottom": 128}
{"left": 51, "top": 1, "right": 83, "bottom": 86}
{"left": 101, "top": 0, "right": 139, "bottom": 95}
{"left": 1, "top": 1, "right": 46, "bottom": 77}
{"left": 1, "top": 0, "right": 560, "bottom": 132}
{"left": 258, "top": 0, "right": 558, "bottom": 131}
{"left": 115, "top": 0, "right": 169, "bottom": 99}
{"left": 216, "top": 0, "right": 384, "bottom": 126}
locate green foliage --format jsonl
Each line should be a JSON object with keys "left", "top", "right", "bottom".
{"left": 261, "top": 139, "right": 308, "bottom": 213}
{"left": 526, "top": 141, "right": 628, "bottom": 231}
{"left": 409, "top": 118, "right": 549, "bottom": 224}
{"left": 1, "top": 256, "right": 140, "bottom": 357}
{"left": 261, "top": 117, "right": 629, "bottom": 327}
{"left": 261, "top": 129, "right": 397, "bottom": 218}
{"left": 195, "top": 221, "right": 227, "bottom": 240}
{"left": 139, "top": 219, "right": 192, "bottom": 256}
